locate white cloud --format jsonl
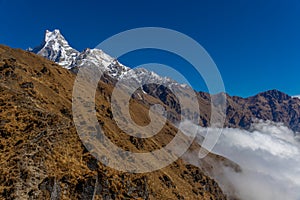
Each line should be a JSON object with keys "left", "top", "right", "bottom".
{"left": 181, "top": 120, "right": 300, "bottom": 200}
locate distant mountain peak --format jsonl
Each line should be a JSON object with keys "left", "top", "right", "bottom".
{"left": 31, "top": 29, "right": 79, "bottom": 69}
{"left": 257, "top": 89, "right": 290, "bottom": 101}
{"left": 31, "top": 30, "right": 123, "bottom": 73}
{"left": 30, "top": 29, "right": 186, "bottom": 86}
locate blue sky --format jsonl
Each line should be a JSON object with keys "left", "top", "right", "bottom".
{"left": 0, "top": 0, "right": 299, "bottom": 97}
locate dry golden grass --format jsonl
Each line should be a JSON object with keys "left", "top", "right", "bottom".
{"left": 0, "top": 45, "right": 228, "bottom": 199}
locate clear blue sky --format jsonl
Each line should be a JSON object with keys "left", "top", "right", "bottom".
{"left": 0, "top": 0, "right": 299, "bottom": 97}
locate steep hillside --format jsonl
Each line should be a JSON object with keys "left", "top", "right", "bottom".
{"left": 0, "top": 45, "right": 228, "bottom": 199}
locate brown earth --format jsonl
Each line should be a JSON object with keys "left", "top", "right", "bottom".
{"left": 0, "top": 45, "right": 231, "bottom": 199}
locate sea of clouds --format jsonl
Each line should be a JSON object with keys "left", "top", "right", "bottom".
{"left": 181, "top": 120, "right": 300, "bottom": 200}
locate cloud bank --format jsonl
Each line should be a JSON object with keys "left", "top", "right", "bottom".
{"left": 182, "top": 120, "right": 300, "bottom": 200}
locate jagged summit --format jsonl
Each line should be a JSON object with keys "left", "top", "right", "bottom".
{"left": 31, "top": 29, "right": 129, "bottom": 75}
{"left": 258, "top": 89, "right": 290, "bottom": 100}
{"left": 245, "top": 89, "right": 291, "bottom": 103}
{"left": 31, "top": 30, "right": 189, "bottom": 87}
{"left": 31, "top": 29, "right": 79, "bottom": 69}
{"left": 74, "top": 47, "right": 130, "bottom": 78}
{"left": 44, "top": 29, "right": 63, "bottom": 42}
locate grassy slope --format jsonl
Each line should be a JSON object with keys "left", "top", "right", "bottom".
{"left": 0, "top": 45, "right": 228, "bottom": 200}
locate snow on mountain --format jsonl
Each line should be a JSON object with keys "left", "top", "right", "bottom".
{"left": 120, "top": 67, "right": 187, "bottom": 90}
{"left": 31, "top": 29, "right": 79, "bottom": 69}
{"left": 74, "top": 48, "right": 130, "bottom": 78}
{"left": 31, "top": 29, "right": 189, "bottom": 89}
{"left": 293, "top": 95, "right": 300, "bottom": 99}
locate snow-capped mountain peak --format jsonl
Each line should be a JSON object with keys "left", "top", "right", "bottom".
{"left": 78, "top": 48, "right": 115, "bottom": 67}
{"left": 73, "top": 47, "right": 130, "bottom": 78}
{"left": 31, "top": 29, "right": 79, "bottom": 69}
{"left": 31, "top": 29, "right": 189, "bottom": 89}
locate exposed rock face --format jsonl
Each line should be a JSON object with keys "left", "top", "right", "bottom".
{"left": 217, "top": 90, "right": 300, "bottom": 132}
{"left": 243, "top": 90, "right": 300, "bottom": 132}
{"left": 143, "top": 86, "right": 300, "bottom": 132}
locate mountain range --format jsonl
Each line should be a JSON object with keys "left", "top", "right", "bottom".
{"left": 31, "top": 29, "right": 300, "bottom": 133}
{"left": 0, "top": 29, "right": 299, "bottom": 199}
